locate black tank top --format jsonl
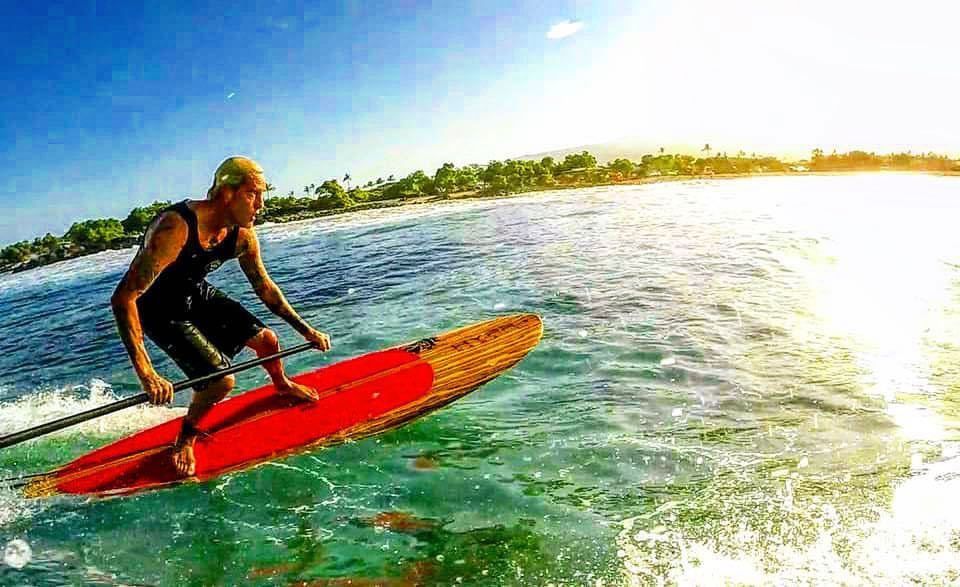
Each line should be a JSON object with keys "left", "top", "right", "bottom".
{"left": 137, "top": 200, "right": 240, "bottom": 317}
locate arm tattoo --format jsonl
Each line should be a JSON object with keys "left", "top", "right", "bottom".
{"left": 112, "top": 214, "right": 185, "bottom": 378}
{"left": 240, "top": 231, "right": 312, "bottom": 334}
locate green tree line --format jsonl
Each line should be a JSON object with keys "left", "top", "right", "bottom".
{"left": 4, "top": 148, "right": 959, "bottom": 272}
{"left": 0, "top": 200, "right": 171, "bottom": 271}
{"left": 808, "top": 149, "right": 956, "bottom": 171}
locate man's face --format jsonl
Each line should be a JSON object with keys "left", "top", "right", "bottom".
{"left": 228, "top": 176, "right": 265, "bottom": 227}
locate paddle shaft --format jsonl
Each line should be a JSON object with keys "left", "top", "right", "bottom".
{"left": 0, "top": 342, "right": 317, "bottom": 450}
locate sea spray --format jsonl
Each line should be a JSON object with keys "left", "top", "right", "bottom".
{"left": 0, "top": 248, "right": 133, "bottom": 295}
{"left": 615, "top": 448, "right": 960, "bottom": 584}
{"left": 0, "top": 488, "right": 36, "bottom": 527}
{"left": 0, "top": 379, "right": 183, "bottom": 440}
{"left": 0, "top": 379, "right": 186, "bottom": 526}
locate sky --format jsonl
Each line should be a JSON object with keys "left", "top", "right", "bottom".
{"left": 1, "top": 0, "right": 959, "bottom": 245}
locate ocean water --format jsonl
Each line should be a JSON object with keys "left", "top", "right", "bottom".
{"left": 0, "top": 174, "right": 958, "bottom": 585}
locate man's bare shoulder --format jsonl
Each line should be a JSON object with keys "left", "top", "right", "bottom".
{"left": 117, "top": 210, "right": 189, "bottom": 291}
{"left": 143, "top": 210, "right": 188, "bottom": 252}
{"left": 236, "top": 226, "right": 261, "bottom": 256}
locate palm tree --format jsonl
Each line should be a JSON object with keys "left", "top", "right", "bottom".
{"left": 343, "top": 173, "right": 352, "bottom": 190}
{"left": 702, "top": 144, "right": 712, "bottom": 158}
{"left": 265, "top": 183, "right": 276, "bottom": 197}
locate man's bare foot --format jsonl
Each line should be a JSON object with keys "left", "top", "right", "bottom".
{"left": 172, "top": 437, "right": 196, "bottom": 476}
{"left": 277, "top": 379, "right": 319, "bottom": 401}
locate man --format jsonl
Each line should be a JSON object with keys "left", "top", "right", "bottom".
{"left": 111, "top": 156, "right": 331, "bottom": 476}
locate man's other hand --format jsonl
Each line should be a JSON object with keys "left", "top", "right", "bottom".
{"left": 304, "top": 328, "right": 331, "bottom": 352}
{"left": 140, "top": 370, "right": 174, "bottom": 404}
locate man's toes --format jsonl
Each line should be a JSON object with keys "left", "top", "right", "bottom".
{"left": 173, "top": 448, "right": 196, "bottom": 476}
{"left": 297, "top": 384, "right": 319, "bottom": 400}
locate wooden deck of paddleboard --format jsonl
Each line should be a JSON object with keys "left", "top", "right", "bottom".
{"left": 24, "top": 314, "right": 543, "bottom": 498}
{"left": 323, "top": 312, "right": 544, "bottom": 444}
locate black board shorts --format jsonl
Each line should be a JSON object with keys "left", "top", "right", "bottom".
{"left": 140, "top": 285, "right": 265, "bottom": 388}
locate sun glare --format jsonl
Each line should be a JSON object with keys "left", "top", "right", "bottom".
{"left": 562, "top": 0, "right": 960, "bottom": 155}
{"left": 787, "top": 176, "right": 960, "bottom": 442}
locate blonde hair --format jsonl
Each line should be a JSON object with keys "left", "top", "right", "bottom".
{"left": 207, "top": 156, "right": 264, "bottom": 199}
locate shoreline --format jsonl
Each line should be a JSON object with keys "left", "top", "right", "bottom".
{"left": 3, "top": 169, "right": 954, "bottom": 275}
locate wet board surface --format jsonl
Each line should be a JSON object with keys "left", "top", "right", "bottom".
{"left": 25, "top": 314, "right": 543, "bottom": 498}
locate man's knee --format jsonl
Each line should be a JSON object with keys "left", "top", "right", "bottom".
{"left": 251, "top": 328, "right": 279, "bottom": 350}
{"left": 198, "top": 374, "right": 234, "bottom": 399}
{"left": 214, "top": 374, "right": 235, "bottom": 392}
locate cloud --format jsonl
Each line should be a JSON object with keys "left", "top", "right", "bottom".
{"left": 265, "top": 17, "right": 293, "bottom": 31}
{"left": 547, "top": 20, "right": 584, "bottom": 40}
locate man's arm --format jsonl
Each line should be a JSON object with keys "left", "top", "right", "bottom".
{"left": 238, "top": 229, "right": 331, "bottom": 350}
{"left": 110, "top": 212, "right": 187, "bottom": 404}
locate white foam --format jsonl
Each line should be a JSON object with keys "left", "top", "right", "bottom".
{"left": 0, "top": 489, "right": 36, "bottom": 527}
{"left": 616, "top": 450, "right": 960, "bottom": 585}
{"left": 256, "top": 198, "right": 500, "bottom": 243}
{"left": 0, "top": 380, "right": 185, "bottom": 528}
{"left": 0, "top": 378, "right": 183, "bottom": 440}
{"left": 0, "top": 247, "right": 134, "bottom": 294}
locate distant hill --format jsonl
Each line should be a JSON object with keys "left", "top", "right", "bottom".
{"left": 509, "top": 140, "right": 703, "bottom": 164}
{"left": 509, "top": 140, "right": 806, "bottom": 164}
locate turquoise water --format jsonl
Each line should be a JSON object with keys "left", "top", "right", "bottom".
{"left": 1, "top": 174, "right": 959, "bottom": 585}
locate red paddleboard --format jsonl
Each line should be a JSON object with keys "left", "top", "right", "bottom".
{"left": 24, "top": 314, "right": 543, "bottom": 498}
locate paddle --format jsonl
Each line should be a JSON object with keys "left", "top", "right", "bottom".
{"left": 0, "top": 342, "right": 318, "bottom": 450}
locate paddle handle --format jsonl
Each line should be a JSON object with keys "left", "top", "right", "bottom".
{"left": 0, "top": 342, "right": 317, "bottom": 450}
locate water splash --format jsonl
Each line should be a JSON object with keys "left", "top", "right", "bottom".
{"left": 617, "top": 448, "right": 960, "bottom": 585}
{"left": 0, "top": 488, "right": 36, "bottom": 527}
{"left": 0, "top": 248, "right": 133, "bottom": 294}
{"left": 0, "top": 378, "right": 183, "bottom": 440}
{"left": 0, "top": 379, "right": 185, "bottom": 527}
